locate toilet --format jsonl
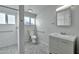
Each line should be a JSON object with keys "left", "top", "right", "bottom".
{"left": 31, "top": 35, "right": 37, "bottom": 43}
{"left": 30, "top": 31, "right": 37, "bottom": 44}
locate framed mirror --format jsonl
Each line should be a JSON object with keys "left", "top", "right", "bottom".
{"left": 56, "top": 7, "right": 71, "bottom": 26}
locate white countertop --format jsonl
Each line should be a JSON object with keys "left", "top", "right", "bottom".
{"left": 49, "top": 33, "right": 77, "bottom": 41}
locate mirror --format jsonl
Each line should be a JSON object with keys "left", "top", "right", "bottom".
{"left": 56, "top": 7, "right": 71, "bottom": 26}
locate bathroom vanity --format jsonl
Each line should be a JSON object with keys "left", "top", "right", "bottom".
{"left": 49, "top": 33, "right": 77, "bottom": 54}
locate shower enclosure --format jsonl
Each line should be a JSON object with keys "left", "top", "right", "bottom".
{"left": 0, "top": 5, "right": 38, "bottom": 54}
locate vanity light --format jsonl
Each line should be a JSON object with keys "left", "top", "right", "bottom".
{"left": 56, "top": 5, "right": 72, "bottom": 12}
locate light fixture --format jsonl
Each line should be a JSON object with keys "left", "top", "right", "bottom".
{"left": 56, "top": 5, "right": 72, "bottom": 12}
{"left": 27, "top": 9, "right": 33, "bottom": 13}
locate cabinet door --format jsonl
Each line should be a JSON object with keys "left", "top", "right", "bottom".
{"left": 55, "top": 38, "right": 74, "bottom": 54}
{"left": 49, "top": 36, "right": 58, "bottom": 54}
{"left": 49, "top": 36, "right": 74, "bottom": 54}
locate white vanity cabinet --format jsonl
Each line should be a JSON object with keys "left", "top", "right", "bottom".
{"left": 49, "top": 33, "right": 77, "bottom": 54}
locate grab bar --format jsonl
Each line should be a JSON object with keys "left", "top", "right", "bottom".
{"left": 30, "top": 30, "right": 45, "bottom": 33}
{"left": 0, "top": 30, "right": 13, "bottom": 33}
{"left": 37, "top": 30, "right": 45, "bottom": 33}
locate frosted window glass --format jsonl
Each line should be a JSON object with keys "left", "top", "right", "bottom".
{"left": 24, "top": 17, "right": 30, "bottom": 25}
{"left": 0, "top": 13, "right": 6, "bottom": 24}
{"left": 8, "top": 15, "right": 15, "bottom": 24}
{"left": 31, "top": 18, "right": 35, "bottom": 25}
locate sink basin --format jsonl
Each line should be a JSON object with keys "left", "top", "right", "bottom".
{"left": 49, "top": 33, "right": 76, "bottom": 41}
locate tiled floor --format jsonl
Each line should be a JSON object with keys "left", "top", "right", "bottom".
{"left": 0, "top": 42, "right": 49, "bottom": 54}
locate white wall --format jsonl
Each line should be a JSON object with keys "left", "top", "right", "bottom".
{"left": 36, "top": 5, "right": 79, "bottom": 53}
{"left": 36, "top": 5, "right": 57, "bottom": 46}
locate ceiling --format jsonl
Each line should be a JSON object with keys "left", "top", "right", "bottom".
{"left": 4, "top": 5, "right": 58, "bottom": 14}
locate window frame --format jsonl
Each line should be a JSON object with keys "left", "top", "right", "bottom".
{"left": 24, "top": 16, "right": 35, "bottom": 25}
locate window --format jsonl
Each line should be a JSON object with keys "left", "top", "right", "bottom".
{"left": 0, "top": 13, "right": 6, "bottom": 24}
{"left": 31, "top": 18, "right": 35, "bottom": 25}
{"left": 24, "top": 17, "right": 30, "bottom": 25}
{"left": 24, "top": 16, "right": 35, "bottom": 25}
{"left": 8, "top": 15, "right": 15, "bottom": 24}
